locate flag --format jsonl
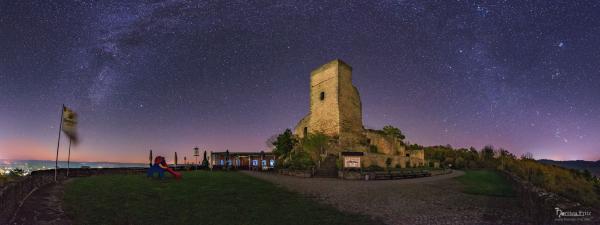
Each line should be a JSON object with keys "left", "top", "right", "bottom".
{"left": 62, "top": 106, "right": 78, "bottom": 144}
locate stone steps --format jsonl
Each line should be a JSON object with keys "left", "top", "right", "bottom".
{"left": 315, "top": 155, "right": 338, "bottom": 178}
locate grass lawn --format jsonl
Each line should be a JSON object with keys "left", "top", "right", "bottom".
{"left": 63, "top": 171, "right": 382, "bottom": 225}
{"left": 455, "top": 170, "right": 515, "bottom": 197}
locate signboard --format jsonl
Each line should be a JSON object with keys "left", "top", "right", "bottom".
{"left": 193, "top": 147, "right": 199, "bottom": 157}
{"left": 343, "top": 156, "right": 361, "bottom": 168}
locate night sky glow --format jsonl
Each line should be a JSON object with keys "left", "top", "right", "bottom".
{"left": 1, "top": 1, "right": 599, "bottom": 162}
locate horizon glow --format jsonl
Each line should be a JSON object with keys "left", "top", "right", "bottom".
{"left": 1, "top": 1, "right": 599, "bottom": 163}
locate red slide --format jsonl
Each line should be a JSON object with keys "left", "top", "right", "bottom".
{"left": 165, "top": 167, "right": 182, "bottom": 179}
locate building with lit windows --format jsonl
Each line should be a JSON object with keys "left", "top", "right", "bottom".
{"left": 209, "top": 151, "right": 276, "bottom": 170}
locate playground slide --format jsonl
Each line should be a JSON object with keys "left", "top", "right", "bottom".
{"left": 165, "top": 167, "right": 182, "bottom": 179}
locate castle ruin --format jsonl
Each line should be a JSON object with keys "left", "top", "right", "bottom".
{"left": 294, "top": 59, "right": 425, "bottom": 168}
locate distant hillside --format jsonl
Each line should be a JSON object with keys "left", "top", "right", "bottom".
{"left": 538, "top": 159, "right": 600, "bottom": 177}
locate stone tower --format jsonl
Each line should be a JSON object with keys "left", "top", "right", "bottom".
{"left": 295, "top": 59, "right": 364, "bottom": 147}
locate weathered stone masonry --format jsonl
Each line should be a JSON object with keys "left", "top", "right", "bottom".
{"left": 294, "top": 59, "right": 425, "bottom": 168}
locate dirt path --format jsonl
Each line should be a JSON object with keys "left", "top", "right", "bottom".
{"left": 10, "top": 180, "right": 72, "bottom": 225}
{"left": 242, "top": 170, "right": 530, "bottom": 225}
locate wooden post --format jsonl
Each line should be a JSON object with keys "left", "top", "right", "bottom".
{"left": 66, "top": 138, "right": 72, "bottom": 177}
{"left": 54, "top": 104, "right": 64, "bottom": 182}
{"left": 149, "top": 150, "right": 153, "bottom": 167}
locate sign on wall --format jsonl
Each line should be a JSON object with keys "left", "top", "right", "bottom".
{"left": 343, "top": 156, "right": 361, "bottom": 168}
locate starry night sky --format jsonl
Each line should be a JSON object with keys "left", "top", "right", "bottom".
{"left": 1, "top": 0, "right": 599, "bottom": 162}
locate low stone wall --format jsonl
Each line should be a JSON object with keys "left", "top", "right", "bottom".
{"left": 338, "top": 170, "right": 364, "bottom": 180}
{"left": 278, "top": 169, "right": 313, "bottom": 178}
{"left": 500, "top": 171, "right": 599, "bottom": 224}
{"left": 0, "top": 167, "right": 147, "bottom": 224}
{"left": 0, "top": 170, "right": 59, "bottom": 224}
{"left": 430, "top": 169, "right": 452, "bottom": 176}
{"left": 339, "top": 169, "right": 448, "bottom": 180}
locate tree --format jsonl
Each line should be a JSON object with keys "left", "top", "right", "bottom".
{"left": 385, "top": 157, "right": 392, "bottom": 170}
{"left": 265, "top": 134, "right": 278, "bottom": 149}
{"left": 521, "top": 152, "right": 534, "bottom": 160}
{"left": 481, "top": 145, "right": 495, "bottom": 160}
{"left": 302, "top": 132, "right": 329, "bottom": 162}
{"left": 201, "top": 151, "right": 209, "bottom": 167}
{"left": 382, "top": 125, "right": 405, "bottom": 140}
{"left": 9, "top": 168, "right": 25, "bottom": 177}
{"left": 272, "top": 129, "right": 298, "bottom": 160}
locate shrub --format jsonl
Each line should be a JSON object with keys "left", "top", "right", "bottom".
{"left": 385, "top": 158, "right": 392, "bottom": 170}
{"left": 302, "top": 132, "right": 329, "bottom": 162}
{"left": 502, "top": 158, "right": 600, "bottom": 207}
{"left": 368, "top": 145, "right": 378, "bottom": 153}
{"left": 366, "top": 164, "right": 384, "bottom": 171}
{"left": 286, "top": 151, "right": 315, "bottom": 170}
{"left": 9, "top": 168, "right": 25, "bottom": 177}
{"left": 272, "top": 129, "right": 298, "bottom": 160}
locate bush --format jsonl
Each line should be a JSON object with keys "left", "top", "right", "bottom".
{"left": 368, "top": 145, "right": 378, "bottom": 153}
{"left": 365, "top": 165, "right": 384, "bottom": 171}
{"left": 502, "top": 158, "right": 600, "bottom": 207}
{"left": 9, "top": 168, "right": 25, "bottom": 177}
{"left": 286, "top": 151, "right": 315, "bottom": 170}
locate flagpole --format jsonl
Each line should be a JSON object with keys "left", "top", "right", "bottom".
{"left": 67, "top": 138, "right": 71, "bottom": 177}
{"left": 55, "top": 104, "right": 64, "bottom": 182}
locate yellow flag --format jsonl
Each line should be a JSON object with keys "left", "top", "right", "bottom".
{"left": 62, "top": 106, "right": 78, "bottom": 144}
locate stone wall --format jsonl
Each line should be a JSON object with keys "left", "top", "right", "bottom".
{"left": 294, "top": 114, "right": 310, "bottom": 138}
{"left": 294, "top": 59, "right": 365, "bottom": 146}
{"left": 501, "top": 171, "right": 600, "bottom": 224}
{"left": 308, "top": 60, "right": 342, "bottom": 136}
{"left": 361, "top": 153, "right": 408, "bottom": 168}
{"left": 0, "top": 170, "right": 59, "bottom": 224}
{"left": 292, "top": 60, "right": 426, "bottom": 166}
{"left": 407, "top": 149, "right": 426, "bottom": 167}
{"left": 278, "top": 168, "right": 314, "bottom": 178}
{"left": 364, "top": 130, "right": 404, "bottom": 155}
{"left": 337, "top": 61, "right": 364, "bottom": 147}
{"left": 0, "top": 168, "right": 147, "bottom": 224}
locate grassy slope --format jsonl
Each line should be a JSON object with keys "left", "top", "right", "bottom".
{"left": 456, "top": 170, "right": 515, "bottom": 197}
{"left": 64, "top": 171, "right": 382, "bottom": 225}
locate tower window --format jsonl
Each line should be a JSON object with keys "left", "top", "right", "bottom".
{"left": 320, "top": 92, "right": 325, "bottom": 100}
{"left": 303, "top": 127, "right": 308, "bottom": 137}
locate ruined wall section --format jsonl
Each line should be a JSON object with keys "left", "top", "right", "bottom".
{"left": 408, "top": 149, "right": 425, "bottom": 167}
{"left": 364, "top": 130, "right": 405, "bottom": 155}
{"left": 294, "top": 114, "right": 311, "bottom": 138}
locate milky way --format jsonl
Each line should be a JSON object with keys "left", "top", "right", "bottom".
{"left": 1, "top": 0, "right": 599, "bottom": 162}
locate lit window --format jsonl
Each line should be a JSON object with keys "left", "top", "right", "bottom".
{"left": 252, "top": 160, "right": 258, "bottom": 166}
{"left": 270, "top": 160, "right": 275, "bottom": 167}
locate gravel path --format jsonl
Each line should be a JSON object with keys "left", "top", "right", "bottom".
{"left": 242, "top": 170, "right": 531, "bottom": 225}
